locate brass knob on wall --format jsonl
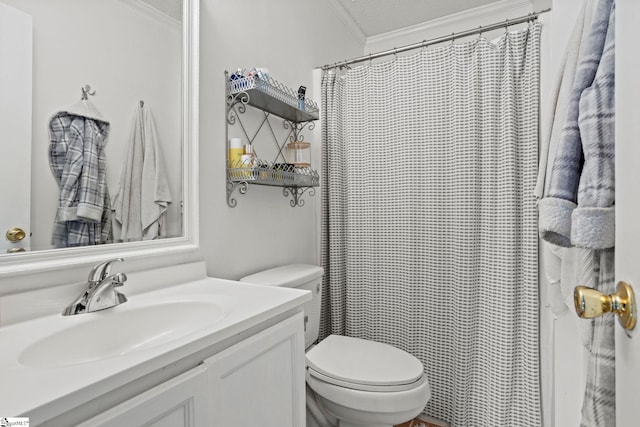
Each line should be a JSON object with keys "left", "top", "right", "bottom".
{"left": 6, "top": 227, "right": 26, "bottom": 242}
{"left": 574, "top": 281, "right": 637, "bottom": 330}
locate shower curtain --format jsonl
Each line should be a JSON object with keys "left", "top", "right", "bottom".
{"left": 320, "top": 24, "right": 541, "bottom": 427}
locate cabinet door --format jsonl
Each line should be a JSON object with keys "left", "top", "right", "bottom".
{"left": 77, "top": 365, "right": 211, "bottom": 427}
{"left": 205, "top": 312, "right": 306, "bottom": 427}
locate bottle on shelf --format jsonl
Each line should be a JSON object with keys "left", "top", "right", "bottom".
{"left": 240, "top": 144, "right": 255, "bottom": 178}
{"left": 228, "top": 137, "right": 243, "bottom": 168}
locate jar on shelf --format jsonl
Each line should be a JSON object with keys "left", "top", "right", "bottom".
{"left": 285, "top": 141, "right": 311, "bottom": 168}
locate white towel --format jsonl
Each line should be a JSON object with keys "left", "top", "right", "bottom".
{"left": 538, "top": 1, "right": 597, "bottom": 317}
{"left": 535, "top": 0, "right": 595, "bottom": 200}
{"left": 112, "top": 103, "right": 172, "bottom": 241}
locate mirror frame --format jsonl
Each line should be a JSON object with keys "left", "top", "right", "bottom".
{"left": 0, "top": 0, "right": 199, "bottom": 279}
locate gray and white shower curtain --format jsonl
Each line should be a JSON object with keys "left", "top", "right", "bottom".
{"left": 321, "top": 24, "right": 541, "bottom": 427}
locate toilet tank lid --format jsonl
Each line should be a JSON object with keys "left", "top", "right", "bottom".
{"left": 239, "top": 264, "right": 324, "bottom": 288}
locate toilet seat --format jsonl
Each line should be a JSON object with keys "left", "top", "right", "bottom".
{"left": 306, "top": 335, "right": 425, "bottom": 392}
{"left": 307, "top": 367, "right": 427, "bottom": 392}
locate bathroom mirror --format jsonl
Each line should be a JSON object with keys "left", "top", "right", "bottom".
{"left": 0, "top": 0, "right": 199, "bottom": 275}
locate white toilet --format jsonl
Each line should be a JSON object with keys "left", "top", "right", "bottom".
{"left": 240, "top": 264, "right": 431, "bottom": 427}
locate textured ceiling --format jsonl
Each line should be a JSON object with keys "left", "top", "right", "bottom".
{"left": 336, "top": 0, "right": 502, "bottom": 37}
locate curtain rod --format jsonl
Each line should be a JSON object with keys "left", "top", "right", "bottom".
{"left": 319, "top": 8, "right": 551, "bottom": 70}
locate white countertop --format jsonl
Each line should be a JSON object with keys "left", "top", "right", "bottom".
{"left": 0, "top": 277, "right": 310, "bottom": 423}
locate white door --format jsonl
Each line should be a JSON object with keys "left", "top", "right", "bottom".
{"left": 615, "top": 0, "right": 639, "bottom": 425}
{"left": 0, "top": 2, "right": 32, "bottom": 254}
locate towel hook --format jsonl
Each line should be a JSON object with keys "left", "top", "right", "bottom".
{"left": 81, "top": 85, "right": 96, "bottom": 100}
{"left": 140, "top": 100, "right": 144, "bottom": 108}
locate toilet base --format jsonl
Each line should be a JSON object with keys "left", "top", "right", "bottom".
{"left": 320, "top": 397, "right": 418, "bottom": 427}
{"left": 306, "top": 370, "right": 428, "bottom": 427}
{"left": 306, "top": 385, "right": 405, "bottom": 427}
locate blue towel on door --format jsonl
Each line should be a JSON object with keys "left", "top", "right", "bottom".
{"left": 538, "top": 0, "right": 614, "bottom": 249}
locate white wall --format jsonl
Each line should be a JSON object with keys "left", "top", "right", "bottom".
{"left": 198, "top": 0, "right": 364, "bottom": 280}
{"left": 2, "top": 0, "right": 183, "bottom": 250}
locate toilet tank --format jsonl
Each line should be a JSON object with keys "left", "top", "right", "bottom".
{"left": 240, "top": 264, "right": 324, "bottom": 349}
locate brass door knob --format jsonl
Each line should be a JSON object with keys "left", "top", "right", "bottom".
{"left": 574, "top": 281, "right": 637, "bottom": 330}
{"left": 6, "top": 227, "right": 26, "bottom": 242}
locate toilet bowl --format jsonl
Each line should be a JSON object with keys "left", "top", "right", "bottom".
{"left": 306, "top": 334, "right": 430, "bottom": 427}
{"left": 240, "top": 264, "right": 431, "bottom": 427}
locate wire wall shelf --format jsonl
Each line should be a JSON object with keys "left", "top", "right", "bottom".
{"left": 225, "top": 70, "right": 320, "bottom": 208}
{"left": 228, "top": 164, "right": 319, "bottom": 187}
{"left": 227, "top": 164, "right": 319, "bottom": 207}
{"left": 226, "top": 74, "right": 319, "bottom": 122}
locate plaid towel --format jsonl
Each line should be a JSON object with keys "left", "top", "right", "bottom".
{"left": 49, "top": 112, "right": 112, "bottom": 247}
{"left": 538, "top": 0, "right": 614, "bottom": 250}
{"left": 578, "top": 5, "right": 616, "bottom": 424}
{"left": 538, "top": 1, "right": 616, "bottom": 426}
{"left": 580, "top": 249, "right": 616, "bottom": 427}
{"left": 571, "top": 4, "right": 615, "bottom": 249}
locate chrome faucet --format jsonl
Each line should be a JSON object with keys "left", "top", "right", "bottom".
{"left": 62, "top": 258, "right": 128, "bottom": 316}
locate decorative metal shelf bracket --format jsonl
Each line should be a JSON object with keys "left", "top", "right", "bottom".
{"left": 226, "top": 181, "right": 248, "bottom": 208}
{"left": 283, "top": 186, "right": 316, "bottom": 207}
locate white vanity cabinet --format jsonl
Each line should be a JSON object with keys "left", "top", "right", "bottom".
{"left": 205, "top": 312, "right": 306, "bottom": 427}
{"left": 66, "top": 312, "right": 305, "bottom": 427}
{"left": 77, "top": 365, "right": 211, "bottom": 427}
{"left": 1, "top": 277, "right": 311, "bottom": 427}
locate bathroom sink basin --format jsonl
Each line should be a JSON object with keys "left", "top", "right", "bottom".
{"left": 19, "top": 300, "right": 226, "bottom": 368}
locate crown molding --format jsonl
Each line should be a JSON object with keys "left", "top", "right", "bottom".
{"left": 367, "top": 0, "right": 533, "bottom": 48}
{"left": 325, "top": 0, "right": 368, "bottom": 47}
{"left": 117, "top": 0, "right": 181, "bottom": 31}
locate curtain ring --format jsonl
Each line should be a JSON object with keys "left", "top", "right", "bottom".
{"left": 393, "top": 47, "right": 398, "bottom": 59}
{"left": 478, "top": 25, "right": 483, "bottom": 38}
{"left": 450, "top": 32, "right": 455, "bottom": 45}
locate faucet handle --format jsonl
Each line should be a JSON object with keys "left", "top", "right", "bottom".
{"left": 111, "top": 272, "right": 128, "bottom": 287}
{"left": 88, "top": 258, "right": 124, "bottom": 283}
